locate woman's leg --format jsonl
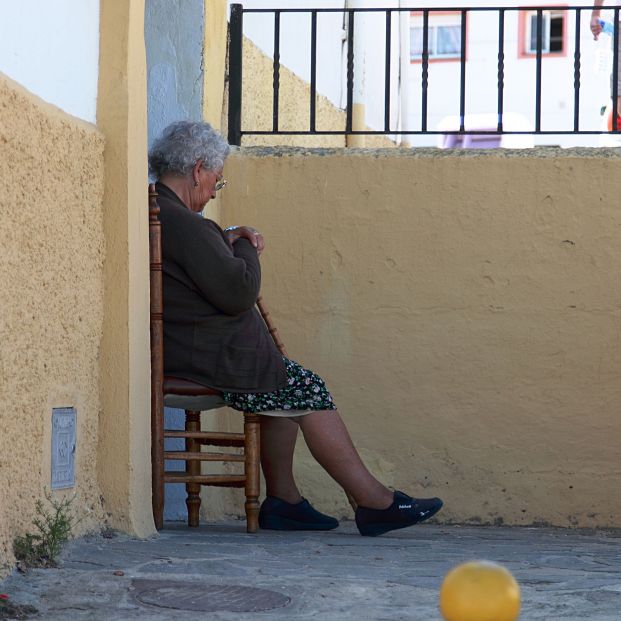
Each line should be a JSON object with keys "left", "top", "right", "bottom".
{"left": 260, "top": 416, "right": 303, "bottom": 504}
{"left": 297, "top": 410, "right": 394, "bottom": 510}
{"left": 260, "top": 410, "right": 392, "bottom": 509}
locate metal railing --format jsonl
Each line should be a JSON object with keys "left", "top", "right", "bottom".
{"left": 227, "top": 4, "right": 621, "bottom": 146}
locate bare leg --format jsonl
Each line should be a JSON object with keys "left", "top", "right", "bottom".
{"left": 297, "top": 410, "right": 393, "bottom": 510}
{"left": 260, "top": 416, "right": 303, "bottom": 504}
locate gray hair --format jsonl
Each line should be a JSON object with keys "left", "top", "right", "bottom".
{"left": 148, "top": 121, "right": 230, "bottom": 179}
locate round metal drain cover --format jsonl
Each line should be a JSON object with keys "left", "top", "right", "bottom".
{"left": 132, "top": 579, "right": 290, "bottom": 613}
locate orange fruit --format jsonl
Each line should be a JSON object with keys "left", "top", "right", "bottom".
{"left": 439, "top": 560, "right": 521, "bottom": 621}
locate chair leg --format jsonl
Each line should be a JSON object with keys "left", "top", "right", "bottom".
{"left": 244, "top": 413, "right": 261, "bottom": 533}
{"left": 185, "top": 409, "right": 201, "bottom": 527}
{"left": 152, "top": 402, "right": 165, "bottom": 531}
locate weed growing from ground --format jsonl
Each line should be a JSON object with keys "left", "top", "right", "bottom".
{"left": 13, "top": 489, "right": 80, "bottom": 568}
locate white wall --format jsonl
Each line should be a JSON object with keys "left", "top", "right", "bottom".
{"left": 145, "top": 0, "right": 205, "bottom": 147}
{"left": 0, "top": 0, "right": 100, "bottom": 123}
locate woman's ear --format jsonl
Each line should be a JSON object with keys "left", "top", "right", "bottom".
{"left": 192, "top": 159, "right": 204, "bottom": 186}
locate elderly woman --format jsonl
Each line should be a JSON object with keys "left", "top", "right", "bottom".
{"left": 148, "top": 121, "right": 443, "bottom": 536}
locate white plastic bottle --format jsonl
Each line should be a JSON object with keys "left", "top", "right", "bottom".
{"left": 595, "top": 22, "right": 613, "bottom": 75}
{"left": 599, "top": 19, "right": 615, "bottom": 35}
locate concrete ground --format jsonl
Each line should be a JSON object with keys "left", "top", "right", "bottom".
{"left": 1, "top": 521, "right": 620, "bottom": 620}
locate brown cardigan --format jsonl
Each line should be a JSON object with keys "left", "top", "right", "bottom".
{"left": 157, "top": 182, "right": 287, "bottom": 393}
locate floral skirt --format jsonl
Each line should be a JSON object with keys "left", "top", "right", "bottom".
{"left": 222, "top": 357, "right": 336, "bottom": 416}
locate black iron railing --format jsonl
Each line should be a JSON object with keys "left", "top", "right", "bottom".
{"left": 227, "top": 4, "right": 621, "bottom": 146}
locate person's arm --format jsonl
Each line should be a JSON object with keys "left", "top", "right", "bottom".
{"left": 179, "top": 218, "right": 262, "bottom": 315}
{"left": 591, "top": 1, "right": 605, "bottom": 39}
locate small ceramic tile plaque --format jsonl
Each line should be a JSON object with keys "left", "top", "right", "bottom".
{"left": 51, "top": 407, "right": 76, "bottom": 489}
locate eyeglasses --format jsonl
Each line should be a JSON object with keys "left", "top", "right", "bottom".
{"left": 214, "top": 178, "right": 228, "bottom": 192}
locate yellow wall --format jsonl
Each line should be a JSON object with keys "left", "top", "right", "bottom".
{"left": 220, "top": 147, "right": 621, "bottom": 528}
{"left": 203, "top": 0, "right": 228, "bottom": 130}
{"left": 0, "top": 73, "right": 106, "bottom": 574}
{"left": 97, "top": 0, "right": 154, "bottom": 537}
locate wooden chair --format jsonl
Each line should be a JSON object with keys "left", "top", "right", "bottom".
{"left": 149, "top": 184, "right": 261, "bottom": 532}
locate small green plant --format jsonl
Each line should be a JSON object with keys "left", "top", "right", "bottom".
{"left": 13, "top": 489, "right": 80, "bottom": 568}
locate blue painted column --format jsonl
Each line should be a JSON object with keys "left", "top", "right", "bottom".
{"left": 145, "top": 0, "right": 206, "bottom": 522}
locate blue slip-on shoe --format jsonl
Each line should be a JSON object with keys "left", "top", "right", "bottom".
{"left": 355, "top": 490, "right": 443, "bottom": 537}
{"left": 258, "top": 496, "right": 339, "bottom": 531}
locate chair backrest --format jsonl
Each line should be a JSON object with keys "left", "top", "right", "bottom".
{"left": 149, "top": 183, "right": 165, "bottom": 525}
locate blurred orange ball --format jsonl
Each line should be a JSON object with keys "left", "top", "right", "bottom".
{"left": 439, "top": 560, "right": 521, "bottom": 621}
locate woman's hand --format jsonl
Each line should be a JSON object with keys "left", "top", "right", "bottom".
{"left": 224, "top": 226, "right": 265, "bottom": 255}
{"left": 591, "top": 12, "right": 603, "bottom": 40}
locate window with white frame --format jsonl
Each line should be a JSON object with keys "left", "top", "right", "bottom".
{"left": 410, "top": 13, "right": 462, "bottom": 61}
{"left": 524, "top": 9, "right": 565, "bottom": 54}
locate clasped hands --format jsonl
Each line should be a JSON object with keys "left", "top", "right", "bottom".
{"left": 224, "top": 225, "right": 265, "bottom": 255}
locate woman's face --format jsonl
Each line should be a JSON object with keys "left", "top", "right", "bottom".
{"left": 193, "top": 162, "right": 225, "bottom": 211}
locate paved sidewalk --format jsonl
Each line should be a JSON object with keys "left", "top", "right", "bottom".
{"left": 1, "top": 521, "right": 620, "bottom": 620}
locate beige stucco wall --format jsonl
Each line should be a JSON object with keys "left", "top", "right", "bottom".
{"left": 203, "top": 0, "right": 228, "bottom": 129}
{"left": 220, "top": 147, "right": 621, "bottom": 528}
{"left": 0, "top": 73, "right": 106, "bottom": 575}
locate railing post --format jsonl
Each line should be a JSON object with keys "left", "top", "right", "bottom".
{"left": 228, "top": 3, "right": 243, "bottom": 146}
{"left": 272, "top": 10, "right": 281, "bottom": 133}
{"left": 345, "top": 9, "right": 355, "bottom": 137}
{"left": 497, "top": 9, "right": 505, "bottom": 133}
{"left": 573, "top": 8, "right": 581, "bottom": 133}
{"left": 421, "top": 9, "right": 429, "bottom": 133}
{"left": 613, "top": 8, "right": 620, "bottom": 131}
{"left": 459, "top": 9, "right": 467, "bottom": 132}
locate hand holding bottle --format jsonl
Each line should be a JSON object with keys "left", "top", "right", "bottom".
{"left": 591, "top": 13, "right": 603, "bottom": 39}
